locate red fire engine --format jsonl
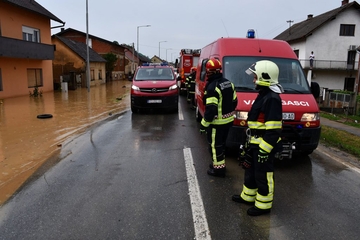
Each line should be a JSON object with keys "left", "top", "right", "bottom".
{"left": 176, "top": 49, "right": 201, "bottom": 95}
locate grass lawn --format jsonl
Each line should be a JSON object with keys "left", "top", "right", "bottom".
{"left": 320, "top": 112, "right": 360, "bottom": 160}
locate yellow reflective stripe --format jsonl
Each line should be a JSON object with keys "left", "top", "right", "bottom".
{"left": 248, "top": 121, "right": 265, "bottom": 129}
{"left": 232, "top": 84, "right": 237, "bottom": 100}
{"left": 201, "top": 118, "right": 210, "bottom": 127}
{"left": 265, "top": 121, "right": 282, "bottom": 130}
{"left": 206, "top": 96, "right": 218, "bottom": 105}
{"left": 259, "top": 140, "right": 272, "bottom": 153}
{"left": 240, "top": 185, "right": 257, "bottom": 202}
{"left": 210, "top": 128, "right": 217, "bottom": 161}
{"left": 250, "top": 137, "right": 261, "bottom": 144}
{"left": 215, "top": 88, "right": 223, "bottom": 116}
{"left": 213, "top": 160, "right": 225, "bottom": 166}
{"left": 254, "top": 172, "right": 274, "bottom": 210}
{"left": 210, "top": 116, "right": 234, "bottom": 125}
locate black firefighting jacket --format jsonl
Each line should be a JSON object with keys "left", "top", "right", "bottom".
{"left": 247, "top": 87, "right": 282, "bottom": 153}
{"left": 186, "top": 72, "right": 196, "bottom": 93}
{"left": 201, "top": 73, "right": 238, "bottom": 127}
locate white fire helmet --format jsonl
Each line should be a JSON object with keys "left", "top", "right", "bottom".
{"left": 246, "top": 60, "right": 279, "bottom": 86}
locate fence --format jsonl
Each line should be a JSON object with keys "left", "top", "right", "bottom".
{"left": 319, "top": 90, "right": 359, "bottom": 115}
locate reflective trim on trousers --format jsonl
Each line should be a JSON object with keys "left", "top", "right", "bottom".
{"left": 240, "top": 184, "right": 257, "bottom": 202}
{"left": 254, "top": 172, "right": 274, "bottom": 210}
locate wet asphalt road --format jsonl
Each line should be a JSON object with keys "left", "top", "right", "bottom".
{"left": 0, "top": 96, "right": 360, "bottom": 240}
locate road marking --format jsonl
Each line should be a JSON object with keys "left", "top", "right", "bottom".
{"left": 316, "top": 146, "right": 360, "bottom": 175}
{"left": 183, "top": 147, "right": 211, "bottom": 240}
{"left": 178, "top": 101, "right": 184, "bottom": 120}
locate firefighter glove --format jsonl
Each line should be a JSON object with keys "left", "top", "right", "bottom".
{"left": 257, "top": 149, "right": 269, "bottom": 163}
{"left": 239, "top": 153, "right": 252, "bottom": 169}
{"left": 200, "top": 124, "right": 207, "bottom": 134}
{"left": 239, "top": 144, "right": 252, "bottom": 169}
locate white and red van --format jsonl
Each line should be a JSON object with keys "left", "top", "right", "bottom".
{"left": 195, "top": 34, "right": 321, "bottom": 159}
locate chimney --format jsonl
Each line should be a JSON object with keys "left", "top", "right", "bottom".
{"left": 61, "top": 28, "right": 64, "bottom": 32}
{"left": 307, "top": 14, "right": 313, "bottom": 19}
{"left": 342, "top": 0, "right": 349, "bottom": 6}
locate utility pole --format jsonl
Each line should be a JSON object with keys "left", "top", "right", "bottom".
{"left": 132, "top": 42, "right": 135, "bottom": 74}
{"left": 86, "top": 0, "right": 90, "bottom": 92}
{"left": 287, "top": 20, "right": 294, "bottom": 34}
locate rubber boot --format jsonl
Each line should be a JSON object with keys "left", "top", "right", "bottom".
{"left": 247, "top": 206, "right": 271, "bottom": 216}
{"left": 207, "top": 167, "right": 226, "bottom": 178}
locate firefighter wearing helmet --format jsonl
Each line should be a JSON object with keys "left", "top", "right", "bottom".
{"left": 186, "top": 67, "right": 197, "bottom": 108}
{"left": 200, "top": 58, "right": 238, "bottom": 177}
{"left": 232, "top": 60, "right": 283, "bottom": 216}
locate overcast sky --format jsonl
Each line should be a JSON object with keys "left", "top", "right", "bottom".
{"left": 37, "top": 0, "right": 345, "bottom": 62}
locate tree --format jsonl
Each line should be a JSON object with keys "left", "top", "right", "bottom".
{"left": 103, "top": 52, "right": 117, "bottom": 72}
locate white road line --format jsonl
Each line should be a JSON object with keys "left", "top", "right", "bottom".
{"left": 178, "top": 101, "right": 184, "bottom": 120}
{"left": 316, "top": 146, "right": 360, "bottom": 175}
{"left": 183, "top": 147, "right": 211, "bottom": 240}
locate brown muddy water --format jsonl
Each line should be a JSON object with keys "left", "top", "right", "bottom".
{"left": 0, "top": 80, "right": 131, "bottom": 205}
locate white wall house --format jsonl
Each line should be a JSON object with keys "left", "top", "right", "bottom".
{"left": 274, "top": 0, "right": 360, "bottom": 93}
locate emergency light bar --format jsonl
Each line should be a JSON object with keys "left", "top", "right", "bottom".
{"left": 142, "top": 62, "right": 169, "bottom": 66}
{"left": 180, "top": 49, "right": 201, "bottom": 54}
{"left": 247, "top": 29, "right": 255, "bottom": 38}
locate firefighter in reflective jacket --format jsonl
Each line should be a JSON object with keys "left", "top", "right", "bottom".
{"left": 186, "top": 67, "right": 197, "bottom": 108}
{"left": 232, "top": 60, "right": 283, "bottom": 216}
{"left": 200, "top": 58, "right": 238, "bottom": 178}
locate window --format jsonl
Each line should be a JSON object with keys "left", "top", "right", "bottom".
{"left": 293, "top": 49, "right": 299, "bottom": 58}
{"left": 98, "top": 69, "right": 102, "bottom": 79}
{"left": 200, "top": 59, "right": 209, "bottom": 81}
{"left": 0, "top": 69, "right": 3, "bottom": 91}
{"left": 27, "top": 69, "right": 43, "bottom": 87}
{"left": 22, "top": 26, "right": 40, "bottom": 42}
{"left": 344, "top": 77, "right": 355, "bottom": 91}
{"left": 347, "top": 50, "right": 356, "bottom": 69}
{"left": 119, "top": 56, "right": 124, "bottom": 67}
{"left": 91, "top": 69, "right": 95, "bottom": 81}
{"left": 340, "top": 24, "right": 355, "bottom": 36}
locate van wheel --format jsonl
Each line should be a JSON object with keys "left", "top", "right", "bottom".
{"left": 131, "top": 105, "right": 138, "bottom": 113}
{"left": 195, "top": 106, "right": 202, "bottom": 122}
{"left": 301, "top": 150, "right": 314, "bottom": 156}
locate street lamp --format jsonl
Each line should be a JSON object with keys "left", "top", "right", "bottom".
{"left": 158, "top": 41, "right": 167, "bottom": 59}
{"left": 171, "top": 52, "right": 176, "bottom": 63}
{"left": 166, "top": 48, "right": 172, "bottom": 62}
{"left": 137, "top": 25, "right": 151, "bottom": 63}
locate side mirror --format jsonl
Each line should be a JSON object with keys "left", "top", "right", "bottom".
{"left": 311, "top": 81, "right": 320, "bottom": 99}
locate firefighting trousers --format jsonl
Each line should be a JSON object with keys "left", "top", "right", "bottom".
{"left": 205, "top": 123, "right": 232, "bottom": 168}
{"left": 240, "top": 147, "right": 275, "bottom": 210}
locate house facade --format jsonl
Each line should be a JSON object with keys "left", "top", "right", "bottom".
{"left": 150, "top": 55, "right": 164, "bottom": 63}
{"left": 0, "top": 0, "right": 64, "bottom": 99}
{"left": 55, "top": 28, "right": 126, "bottom": 81}
{"left": 52, "top": 36, "right": 106, "bottom": 90}
{"left": 274, "top": 0, "right": 360, "bottom": 93}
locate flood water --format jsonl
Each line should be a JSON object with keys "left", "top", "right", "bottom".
{"left": 0, "top": 80, "right": 131, "bottom": 205}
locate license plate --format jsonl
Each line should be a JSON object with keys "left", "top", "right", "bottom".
{"left": 283, "top": 113, "right": 295, "bottom": 120}
{"left": 147, "top": 100, "right": 162, "bottom": 103}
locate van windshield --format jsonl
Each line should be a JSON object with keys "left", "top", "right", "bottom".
{"left": 222, "top": 57, "right": 311, "bottom": 94}
{"left": 135, "top": 68, "right": 175, "bottom": 81}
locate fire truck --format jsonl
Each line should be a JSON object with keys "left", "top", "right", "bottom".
{"left": 176, "top": 49, "right": 201, "bottom": 95}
